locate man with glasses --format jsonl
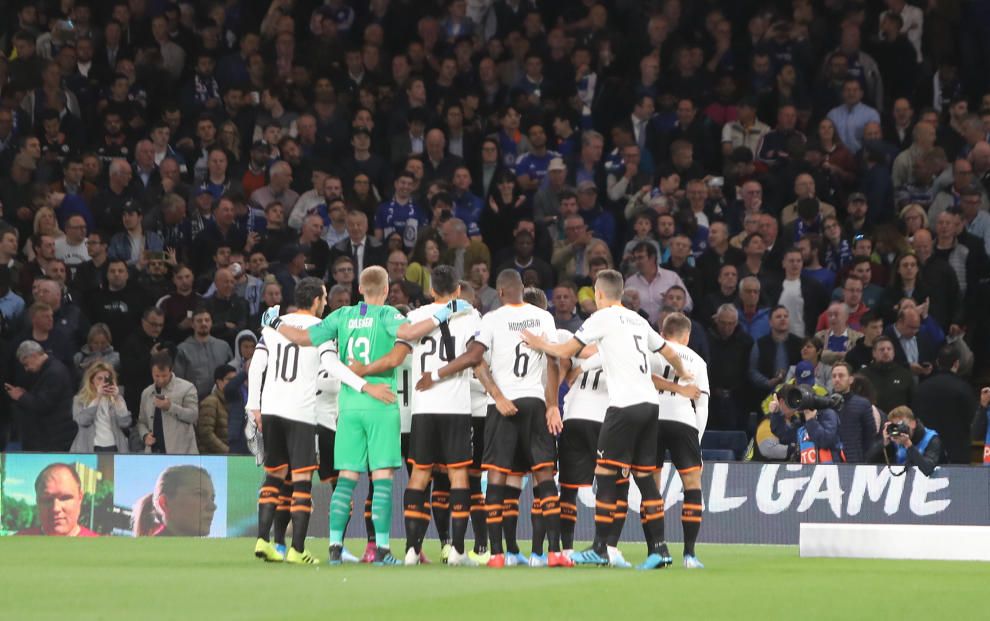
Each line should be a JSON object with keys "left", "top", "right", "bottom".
{"left": 70, "top": 231, "right": 110, "bottom": 294}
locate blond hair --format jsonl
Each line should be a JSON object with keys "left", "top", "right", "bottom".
{"left": 77, "top": 361, "right": 118, "bottom": 403}
{"left": 359, "top": 265, "right": 389, "bottom": 297}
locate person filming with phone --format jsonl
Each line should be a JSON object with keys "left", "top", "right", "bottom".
{"left": 866, "top": 406, "right": 943, "bottom": 476}
{"left": 138, "top": 352, "right": 200, "bottom": 454}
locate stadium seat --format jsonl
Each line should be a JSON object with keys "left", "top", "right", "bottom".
{"left": 701, "top": 448, "right": 735, "bottom": 461}
{"left": 701, "top": 431, "right": 749, "bottom": 460}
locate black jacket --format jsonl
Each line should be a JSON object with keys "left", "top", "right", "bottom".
{"left": 860, "top": 361, "right": 915, "bottom": 414}
{"left": 911, "top": 370, "right": 978, "bottom": 464}
{"left": 329, "top": 236, "right": 388, "bottom": 272}
{"left": 15, "top": 357, "right": 77, "bottom": 451}
{"left": 866, "top": 421, "right": 943, "bottom": 476}
{"left": 883, "top": 325, "right": 938, "bottom": 370}
{"left": 707, "top": 326, "right": 754, "bottom": 393}
{"left": 836, "top": 392, "right": 877, "bottom": 463}
{"left": 766, "top": 275, "right": 829, "bottom": 338}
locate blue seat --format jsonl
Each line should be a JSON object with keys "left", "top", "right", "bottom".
{"left": 701, "top": 430, "right": 748, "bottom": 460}
{"left": 701, "top": 448, "right": 735, "bottom": 461}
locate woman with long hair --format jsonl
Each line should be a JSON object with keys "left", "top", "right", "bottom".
{"left": 816, "top": 117, "right": 856, "bottom": 186}
{"left": 480, "top": 169, "right": 531, "bottom": 251}
{"left": 881, "top": 252, "right": 931, "bottom": 322}
{"left": 132, "top": 465, "right": 217, "bottom": 537}
{"left": 24, "top": 206, "right": 65, "bottom": 262}
{"left": 406, "top": 236, "right": 442, "bottom": 293}
{"left": 73, "top": 323, "right": 121, "bottom": 374}
{"left": 70, "top": 362, "right": 131, "bottom": 453}
{"left": 898, "top": 203, "right": 928, "bottom": 241}
{"left": 218, "top": 120, "right": 243, "bottom": 162}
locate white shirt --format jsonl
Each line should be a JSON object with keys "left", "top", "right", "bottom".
{"left": 574, "top": 304, "right": 666, "bottom": 408}
{"left": 474, "top": 303, "right": 557, "bottom": 402}
{"left": 55, "top": 238, "right": 90, "bottom": 265}
{"left": 248, "top": 315, "right": 327, "bottom": 424}
{"left": 564, "top": 353, "right": 609, "bottom": 423}
{"left": 779, "top": 279, "right": 805, "bottom": 337}
{"left": 652, "top": 341, "right": 710, "bottom": 439}
{"left": 402, "top": 304, "right": 482, "bottom": 415}
{"left": 315, "top": 343, "right": 342, "bottom": 430}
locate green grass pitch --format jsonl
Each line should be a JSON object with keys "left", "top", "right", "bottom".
{"left": 2, "top": 537, "right": 987, "bottom": 620}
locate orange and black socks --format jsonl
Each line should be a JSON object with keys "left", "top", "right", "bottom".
{"left": 530, "top": 497, "right": 545, "bottom": 555}
{"left": 592, "top": 472, "right": 617, "bottom": 556}
{"left": 257, "top": 474, "right": 282, "bottom": 541}
{"left": 559, "top": 486, "right": 578, "bottom": 550}
{"left": 450, "top": 488, "right": 470, "bottom": 555}
{"left": 273, "top": 478, "right": 292, "bottom": 546}
{"left": 431, "top": 473, "right": 451, "bottom": 545}
{"left": 403, "top": 487, "right": 430, "bottom": 553}
{"left": 635, "top": 475, "right": 665, "bottom": 555}
{"left": 535, "top": 480, "right": 561, "bottom": 553}
{"left": 682, "top": 488, "right": 703, "bottom": 556}
{"left": 289, "top": 479, "right": 313, "bottom": 553}
{"left": 485, "top": 483, "right": 505, "bottom": 554}
{"left": 502, "top": 486, "right": 521, "bottom": 554}
{"left": 607, "top": 477, "right": 630, "bottom": 547}
{"left": 469, "top": 476, "right": 487, "bottom": 554}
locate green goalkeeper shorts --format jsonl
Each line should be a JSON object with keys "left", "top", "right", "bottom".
{"left": 334, "top": 406, "right": 402, "bottom": 472}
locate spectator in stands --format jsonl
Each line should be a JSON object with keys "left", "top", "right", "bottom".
{"left": 815, "top": 302, "right": 864, "bottom": 365}
{"left": 73, "top": 323, "right": 120, "bottom": 375}
{"left": 551, "top": 282, "right": 582, "bottom": 332}
{"left": 861, "top": 336, "right": 915, "bottom": 413}
{"left": 708, "top": 304, "right": 754, "bottom": 431}
{"left": 749, "top": 305, "right": 803, "bottom": 398}
{"left": 866, "top": 406, "right": 943, "bottom": 476}
{"left": 826, "top": 79, "right": 881, "bottom": 153}
{"left": 847, "top": 312, "right": 884, "bottom": 371}
{"left": 196, "top": 364, "right": 236, "bottom": 454}
{"left": 174, "top": 308, "right": 233, "bottom": 400}
{"left": 330, "top": 209, "right": 386, "bottom": 274}
{"left": 86, "top": 258, "right": 144, "bottom": 345}
{"left": 831, "top": 361, "right": 877, "bottom": 463}
{"left": 440, "top": 217, "right": 490, "bottom": 281}
{"left": 498, "top": 229, "right": 554, "bottom": 290}
{"left": 203, "top": 268, "right": 248, "bottom": 346}
{"left": 56, "top": 215, "right": 90, "bottom": 266}
{"left": 157, "top": 265, "right": 201, "bottom": 343}
{"left": 885, "top": 306, "right": 938, "bottom": 377}
{"left": 767, "top": 247, "right": 829, "bottom": 338}
{"left": 138, "top": 352, "right": 200, "bottom": 455}
{"left": 70, "top": 361, "right": 130, "bottom": 453}
{"left": 468, "top": 259, "right": 499, "bottom": 314}
{"left": 736, "top": 276, "right": 771, "bottom": 340}
{"left": 109, "top": 204, "right": 164, "bottom": 265}
{"left": 6, "top": 340, "right": 76, "bottom": 451}
{"left": 625, "top": 241, "right": 691, "bottom": 326}
{"left": 912, "top": 345, "right": 978, "bottom": 464}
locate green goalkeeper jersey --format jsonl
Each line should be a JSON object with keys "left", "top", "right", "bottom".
{"left": 307, "top": 302, "right": 407, "bottom": 411}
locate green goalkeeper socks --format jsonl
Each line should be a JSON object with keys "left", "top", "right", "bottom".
{"left": 329, "top": 477, "right": 357, "bottom": 545}
{"left": 371, "top": 478, "right": 394, "bottom": 550}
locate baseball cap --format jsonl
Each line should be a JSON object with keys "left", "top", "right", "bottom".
{"left": 795, "top": 361, "right": 815, "bottom": 386}
{"left": 848, "top": 192, "right": 867, "bottom": 203}
{"left": 548, "top": 157, "right": 566, "bottom": 172}
{"left": 122, "top": 200, "right": 140, "bottom": 214}
{"left": 577, "top": 180, "right": 598, "bottom": 193}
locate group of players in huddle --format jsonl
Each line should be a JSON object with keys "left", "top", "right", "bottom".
{"left": 249, "top": 263, "right": 710, "bottom": 569}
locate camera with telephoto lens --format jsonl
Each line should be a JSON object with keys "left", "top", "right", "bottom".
{"left": 886, "top": 421, "right": 910, "bottom": 437}
{"left": 779, "top": 384, "right": 843, "bottom": 412}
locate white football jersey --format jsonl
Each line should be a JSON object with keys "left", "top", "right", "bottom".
{"left": 474, "top": 303, "right": 557, "bottom": 402}
{"left": 402, "top": 304, "right": 481, "bottom": 415}
{"left": 470, "top": 376, "right": 488, "bottom": 417}
{"left": 574, "top": 304, "right": 666, "bottom": 409}
{"left": 652, "top": 341, "right": 710, "bottom": 438}
{"left": 315, "top": 343, "right": 341, "bottom": 430}
{"left": 248, "top": 315, "right": 328, "bottom": 424}
{"left": 564, "top": 353, "right": 609, "bottom": 423}
{"left": 396, "top": 356, "right": 413, "bottom": 433}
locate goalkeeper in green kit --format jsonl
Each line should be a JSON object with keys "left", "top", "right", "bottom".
{"left": 262, "top": 265, "right": 471, "bottom": 565}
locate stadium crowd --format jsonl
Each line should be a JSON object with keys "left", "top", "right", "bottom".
{"left": 1, "top": 0, "right": 990, "bottom": 464}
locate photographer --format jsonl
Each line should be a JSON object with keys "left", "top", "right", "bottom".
{"left": 769, "top": 383, "right": 845, "bottom": 464}
{"left": 867, "top": 407, "right": 942, "bottom": 475}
